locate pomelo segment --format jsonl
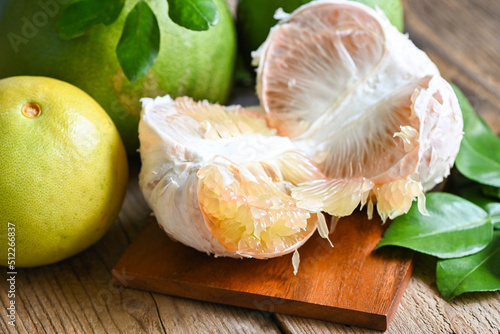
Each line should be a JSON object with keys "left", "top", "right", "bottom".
{"left": 254, "top": 0, "right": 463, "bottom": 221}
{"left": 139, "top": 96, "right": 323, "bottom": 258}
{"left": 237, "top": 0, "right": 405, "bottom": 71}
{"left": 254, "top": 1, "right": 387, "bottom": 139}
{"left": 198, "top": 159, "right": 317, "bottom": 258}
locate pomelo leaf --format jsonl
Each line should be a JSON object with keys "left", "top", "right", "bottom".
{"left": 57, "top": 0, "right": 125, "bottom": 39}
{"left": 436, "top": 230, "right": 500, "bottom": 300}
{"left": 462, "top": 188, "right": 500, "bottom": 229}
{"left": 167, "top": 0, "right": 219, "bottom": 31}
{"left": 116, "top": 2, "right": 160, "bottom": 83}
{"left": 376, "top": 193, "right": 494, "bottom": 258}
{"left": 452, "top": 85, "right": 500, "bottom": 187}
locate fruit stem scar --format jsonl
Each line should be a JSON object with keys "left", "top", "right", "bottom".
{"left": 22, "top": 103, "right": 41, "bottom": 118}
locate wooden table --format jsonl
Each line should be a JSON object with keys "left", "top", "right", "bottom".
{"left": 2, "top": 0, "right": 500, "bottom": 333}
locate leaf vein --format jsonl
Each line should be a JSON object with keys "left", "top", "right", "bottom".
{"left": 386, "top": 219, "right": 491, "bottom": 242}
{"left": 185, "top": 0, "right": 211, "bottom": 22}
{"left": 448, "top": 243, "right": 500, "bottom": 297}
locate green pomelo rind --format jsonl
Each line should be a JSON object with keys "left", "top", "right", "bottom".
{"left": 0, "top": 0, "right": 237, "bottom": 153}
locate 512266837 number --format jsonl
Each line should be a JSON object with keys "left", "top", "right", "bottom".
{"left": 7, "top": 222, "right": 16, "bottom": 269}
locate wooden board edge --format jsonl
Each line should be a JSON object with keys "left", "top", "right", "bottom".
{"left": 384, "top": 258, "right": 415, "bottom": 330}
{"left": 112, "top": 268, "right": 389, "bottom": 331}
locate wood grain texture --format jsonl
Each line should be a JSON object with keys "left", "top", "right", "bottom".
{"left": 113, "top": 212, "right": 413, "bottom": 331}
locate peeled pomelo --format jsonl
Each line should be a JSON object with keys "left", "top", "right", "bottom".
{"left": 139, "top": 96, "right": 327, "bottom": 258}
{"left": 253, "top": 0, "right": 463, "bottom": 221}
{"left": 138, "top": 0, "right": 463, "bottom": 260}
{"left": 0, "top": 0, "right": 236, "bottom": 154}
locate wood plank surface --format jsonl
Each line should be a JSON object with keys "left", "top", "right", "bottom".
{"left": 1, "top": 0, "right": 500, "bottom": 333}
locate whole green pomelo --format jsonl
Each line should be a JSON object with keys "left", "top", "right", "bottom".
{"left": 0, "top": 76, "right": 128, "bottom": 267}
{"left": 237, "top": 0, "right": 404, "bottom": 65}
{"left": 0, "top": 0, "right": 237, "bottom": 154}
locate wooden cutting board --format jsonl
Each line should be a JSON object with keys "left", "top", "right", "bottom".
{"left": 112, "top": 211, "right": 413, "bottom": 331}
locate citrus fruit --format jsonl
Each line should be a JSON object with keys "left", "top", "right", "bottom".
{"left": 253, "top": 1, "right": 463, "bottom": 222}
{"left": 237, "top": 0, "right": 404, "bottom": 66}
{"left": 0, "top": 76, "right": 128, "bottom": 267}
{"left": 0, "top": 0, "right": 237, "bottom": 154}
{"left": 139, "top": 96, "right": 327, "bottom": 258}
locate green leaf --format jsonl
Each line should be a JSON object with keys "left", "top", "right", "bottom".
{"left": 116, "top": 2, "right": 160, "bottom": 83}
{"left": 376, "top": 193, "right": 494, "bottom": 258}
{"left": 462, "top": 188, "right": 500, "bottom": 229}
{"left": 57, "top": 0, "right": 125, "bottom": 39}
{"left": 452, "top": 85, "right": 500, "bottom": 188}
{"left": 436, "top": 230, "right": 500, "bottom": 300}
{"left": 167, "top": 0, "right": 220, "bottom": 31}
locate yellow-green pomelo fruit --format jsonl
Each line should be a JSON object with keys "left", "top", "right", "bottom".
{"left": 237, "top": 0, "right": 404, "bottom": 65}
{"left": 0, "top": 76, "right": 128, "bottom": 267}
{"left": 0, "top": 0, "right": 237, "bottom": 154}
